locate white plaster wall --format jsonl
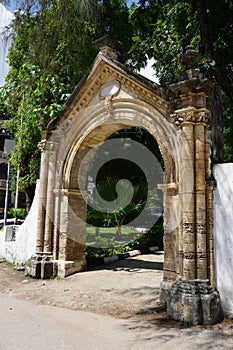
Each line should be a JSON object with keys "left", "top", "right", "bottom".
{"left": 14, "top": 180, "right": 39, "bottom": 263}
{"left": 0, "top": 228, "right": 4, "bottom": 258}
{"left": 213, "top": 163, "right": 233, "bottom": 316}
{"left": 0, "top": 180, "right": 39, "bottom": 264}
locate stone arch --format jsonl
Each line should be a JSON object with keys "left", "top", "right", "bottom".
{"left": 26, "top": 44, "right": 223, "bottom": 324}
{"left": 52, "top": 100, "right": 180, "bottom": 281}
{"left": 62, "top": 100, "right": 179, "bottom": 189}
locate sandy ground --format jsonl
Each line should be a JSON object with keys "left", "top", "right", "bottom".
{"left": 0, "top": 253, "right": 164, "bottom": 318}
{"left": 1, "top": 253, "right": 233, "bottom": 350}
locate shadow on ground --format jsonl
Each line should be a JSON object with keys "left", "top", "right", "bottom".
{"left": 89, "top": 253, "right": 163, "bottom": 272}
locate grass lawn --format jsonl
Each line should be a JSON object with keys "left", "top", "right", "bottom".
{"left": 85, "top": 223, "right": 164, "bottom": 258}
{"left": 86, "top": 225, "right": 142, "bottom": 248}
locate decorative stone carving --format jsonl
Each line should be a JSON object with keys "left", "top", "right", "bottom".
{"left": 104, "top": 95, "right": 114, "bottom": 119}
{"left": 171, "top": 108, "right": 209, "bottom": 128}
{"left": 37, "top": 139, "right": 58, "bottom": 152}
{"left": 28, "top": 38, "right": 224, "bottom": 324}
{"left": 181, "top": 46, "right": 201, "bottom": 70}
{"left": 64, "top": 59, "right": 167, "bottom": 116}
{"left": 37, "top": 139, "right": 47, "bottom": 151}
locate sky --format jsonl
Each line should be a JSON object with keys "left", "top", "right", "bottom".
{"left": 5, "top": 0, "right": 21, "bottom": 12}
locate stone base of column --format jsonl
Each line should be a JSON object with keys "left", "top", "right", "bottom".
{"left": 54, "top": 258, "right": 87, "bottom": 278}
{"left": 160, "top": 279, "right": 223, "bottom": 325}
{"left": 25, "top": 255, "right": 87, "bottom": 279}
{"left": 25, "top": 254, "right": 54, "bottom": 279}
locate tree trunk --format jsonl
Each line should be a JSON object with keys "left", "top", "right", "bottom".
{"left": 115, "top": 224, "right": 122, "bottom": 239}
{"left": 196, "top": 0, "right": 233, "bottom": 103}
{"left": 24, "top": 185, "right": 35, "bottom": 214}
{"left": 115, "top": 216, "right": 126, "bottom": 239}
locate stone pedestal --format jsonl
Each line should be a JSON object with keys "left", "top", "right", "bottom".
{"left": 161, "top": 279, "right": 223, "bottom": 325}
{"left": 25, "top": 254, "right": 54, "bottom": 279}
{"left": 25, "top": 254, "right": 86, "bottom": 279}
{"left": 54, "top": 258, "right": 87, "bottom": 278}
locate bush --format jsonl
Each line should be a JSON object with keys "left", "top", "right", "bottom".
{"left": 85, "top": 223, "right": 164, "bottom": 259}
{"left": 7, "top": 208, "right": 26, "bottom": 220}
{"left": 127, "top": 224, "right": 163, "bottom": 251}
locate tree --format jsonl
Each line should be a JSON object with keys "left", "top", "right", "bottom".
{"left": 129, "top": 0, "right": 233, "bottom": 160}
{"left": 130, "top": 1, "right": 233, "bottom": 94}
{"left": 86, "top": 127, "right": 163, "bottom": 235}
{"left": 0, "top": 0, "right": 134, "bottom": 203}
{"left": 87, "top": 177, "right": 148, "bottom": 237}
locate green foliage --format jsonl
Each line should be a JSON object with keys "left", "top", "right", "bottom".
{"left": 129, "top": 0, "right": 233, "bottom": 159}
{"left": 4, "top": 260, "right": 15, "bottom": 269}
{"left": 7, "top": 208, "right": 25, "bottom": 220}
{"left": 99, "top": 0, "right": 134, "bottom": 52}
{"left": 86, "top": 245, "right": 130, "bottom": 258}
{"left": 129, "top": 1, "right": 233, "bottom": 88}
{"left": 87, "top": 178, "right": 148, "bottom": 235}
{"left": 87, "top": 127, "right": 163, "bottom": 234}
{"left": 0, "top": 0, "right": 133, "bottom": 199}
{"left": 86, "top": 222, "right": 164, "bottom": 258}
{"left": 129, "top": 0, "right": 199, "bottom": 83}
{"left": 129, "top": 223, "right": 164, "bottom": 251}
{"left": 223, "top": 93, "right": 233, "bottom": 162}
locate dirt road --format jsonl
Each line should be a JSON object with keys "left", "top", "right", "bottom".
{"left": 0, "top": 253, "right": 233, "bottom": 350}
{"left": 0, "top": 253, "right": 164, "bottom": 318}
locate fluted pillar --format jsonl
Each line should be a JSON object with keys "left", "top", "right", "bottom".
{"left": 181, "top": 121, "right": 196, "bottom": 280}
{"left": 43, "top": 142, "right": 57, "bottom": 253}
{"left": 53, "top": 190, "right": 61, "bottom": 261}
{"left": 195, "top": 122, "right": 207, "bottom": 280}
{"left": 36, "top": 140, "right": 49, "bottom": 253}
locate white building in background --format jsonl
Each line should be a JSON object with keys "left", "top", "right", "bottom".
{"left": 0, "top": 4, "right": 14, "bottom": 86}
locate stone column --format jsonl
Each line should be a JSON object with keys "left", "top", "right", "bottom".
{"left": 56, "top": 189, "right": 87, "bottom": 278}
{"left": 53, "top": 190, "right": 61, "bottom": 261}
{"left": 36, "top": 140, "right": 49, "bottom": 253}
{"left": 181, "top": 120, "right": 196, "bottom": 280}
{"left": 165, "top": 46, "right": 223, "bottom": 325}
{"left": 195, "top": 118, "right": 208, "bottom": 280}
{"left": 43, "top": 143, "right": 57, "bottom": 253}
{"left": 158, "top": 182, "right": 178, "bottom": 281}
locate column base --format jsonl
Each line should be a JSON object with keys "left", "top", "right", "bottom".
{"left": 25, "top": 255, "right": 87, "bottom": 279}
{"left": 160, "top": 279, "right": 223, "bottom": 325}
{"left": 54, "top": 258, "right": 87, "bottom": 278}
{"left": 25, "top": 254, "right": 54, "bottom": 279}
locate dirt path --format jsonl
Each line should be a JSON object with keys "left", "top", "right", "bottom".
{"left": 1, "top": 291, "right": 233, "bottom": 350}
{"left": 0, "top": 253, "right": 164, "bottom": 319}
{"left": 1, "top": 252, "right": 233, "bottom": 333}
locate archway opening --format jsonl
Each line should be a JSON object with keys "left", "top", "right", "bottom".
{"left": 84, "top": 126, "right": 164, "bottom": 269}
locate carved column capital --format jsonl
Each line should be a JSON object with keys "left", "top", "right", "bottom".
{"left": 171, "top": 108, "right": 210, "bottom": 128}
{"left": 38, "top": 139, "right": 58, "bottom": 152}
{"left": 38, "top": 139, "right": 47, "bottom": 152}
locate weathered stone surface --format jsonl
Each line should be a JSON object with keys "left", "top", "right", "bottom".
{"left": 56, "top": 258, "right": 87, "bottom": 278}
{"left": 162, "top": 279, "right": 223, "bottom": 325}
{"left": 25, "top": 41, "right": 225, "bottom": 323}
{"left": 25, "top": 255, "right": 42, "bottom": 279}
{"left": 25, "top": 254, "right": 53, "bottom": 279}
